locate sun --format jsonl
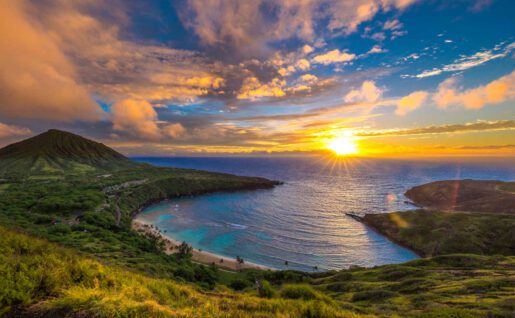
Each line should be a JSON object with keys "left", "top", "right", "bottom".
{"left": 326, "top": 135, "right": 359, "bottom": 156}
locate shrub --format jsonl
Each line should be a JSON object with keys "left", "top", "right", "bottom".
{"left": 326, "top": 282, "right": 353, "bottom": 293}
{"left": 418, "top": 308, "right": 478, "bottom": 318}
{"left": 230, "top": 279, "right": 250, "bottom": 291}
{"left": 379, "top": 266, "right": 422, "bottom": 281}
{"left": 33, "top": 214, "right": 54, "bottom": 225}
{"left": 48, "top": 224, "right": 71, "bottom": 235}
{"left": 258, "top": 280, "right": 274, "bottom": 298}
{"left": 281, "top": 284, "right": 318, "bottom": 300}
{"left": 393, "top": 278, "right": 436, "bottom": 293}
{"left": 351, "top": 289, "right": 398, "bottom": 302}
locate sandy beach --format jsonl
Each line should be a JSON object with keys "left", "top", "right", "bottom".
{"left": 132, "top": 219, "right": 272, "bottom": 271}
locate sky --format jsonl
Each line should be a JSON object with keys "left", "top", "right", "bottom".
{"left": 0, "top": 0, "right": 514, "bottom": 157}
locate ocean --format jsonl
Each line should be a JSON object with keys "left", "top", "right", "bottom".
{"left": 133, "top": 156, "right": 515, "bottom": 271}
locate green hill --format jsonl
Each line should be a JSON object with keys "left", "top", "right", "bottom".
{"left": 0, "top": 129, "right": 137, "bottom": 178}
{"left": 2, "top": 225, "right": 514, "bottom": 317}
{"left": 405, "top": 180, "right": 515, "bottom": 214}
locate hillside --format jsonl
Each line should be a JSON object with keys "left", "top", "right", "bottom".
{"left": 405, "top": 179, "right": 515, "bottom": 214}
{"left": 360, "top": 210, "right": 515, "bottom": 257}
{"left": 0, "top": 129, "right": 137, "bottom": 178}
{"left": 2, "top": 225, "right": 514, "bottom": 317}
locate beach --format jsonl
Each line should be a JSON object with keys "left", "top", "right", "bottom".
{"left": 132, "top": 219, "right": 272, "bottom": 271}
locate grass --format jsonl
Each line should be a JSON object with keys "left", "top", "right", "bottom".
{"left": 0, "top": 165, "right": 278, "bottom": 290}
{"left": 311, "top": 254, "right": 515, "bottom": 316}
{"left": 362, "top": 210, "right": 515, "bottom": 257}
{"left": 0, "top": 225, "right": 369, "bottom": 318}
{"left": 2, "top": 225, "right": 514, "bottom": 317}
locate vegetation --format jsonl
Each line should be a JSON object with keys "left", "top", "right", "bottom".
{"left": 405, "top": 179, "right": 515, "bottom": 213}
{"left": 1, "top": 130, "right": 514, "bottom": 317}
{"left": 0, "top": 129, "right": 137, "bottom": 178}
{"left": 361, "top": 210, "right": 515, "bottom": 257}
{"left": 2, "top": 225, "right": 514, "bottom": 317}
{"left": 0, "top": 225, "right": 365, "bottom": 318}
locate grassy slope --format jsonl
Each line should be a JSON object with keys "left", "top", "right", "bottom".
{"left": 0, "top": 166, "right": 278, "bottom": 287}
{"left": 0, "top": 225, "right": 365, "bottom": 318}
{"left": 0, "top": 129, "right": 137, "bottom": 178}
{"left": 405, "top": 180, "right": 515, "bottom": 214}
{"left": 2, "top": 226, "right": 514, "bottom": 317}
{"left": 361, "top": 210, "right": 515, "bottom": 257}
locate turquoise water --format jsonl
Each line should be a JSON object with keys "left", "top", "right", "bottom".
{"left": 135, "top": 156, "right": 514, "bottom": 271}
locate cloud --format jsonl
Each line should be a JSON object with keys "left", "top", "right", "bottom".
{"left": 368, "top": 45, "right": 387, "bottom": 54}
{"left": 395, "top": 91, "right": 429, "bottom": 115}
{"left": 237, "top": 77, "right": 286, "bottom": 100}
{"left": 412, "top": 41, "right": 514, "bottom": 78}
{"left": 0, "top": 1, "right": 103, "bottom": 122}
{"left": 295, "top": 59, "right": 311, "bottom": 71}
{"left": 182, "top": 0, "right": 418, "bottom": 55}
{"left": 312, "top": 49, "right": 356, "bottom": 65}
{"left": 299, "top": 74, "right": 319, "bottom": 83}
{"left": 302, "top": 45, "right": 315, "bottom": 54}
{"left": 163, "top": 123, "right": 186, "bottom": 139}
{"left": 383, "top": 19, "right": 403, "bottom": 30}
{"left": 235, "top": 113, "right": 317, "bottom": 122}
{"left": 111, "top": 99, "right": 161, "bottom": 140}
{"left": 469, "top": 0, "right": 493, "bottom": 12}
{"left": 0, "top": 123, "right": 32, "bottom": 139}
{"left": 344, "top": 81, "right": 383, "bottom": 103}
{"left": 433, "top": 71, "right": 515, "bottom": 109}
{"left": 356, "top": 120, "right": 515, "bottom": 137}
{"left": 327, "top": 0, "right": 417, "bottom": 34}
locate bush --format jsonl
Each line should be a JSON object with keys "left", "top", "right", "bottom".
{"left": 33, "top": 214, "right": 54, "bottom": 225}
{"left": 418, "top": 308, "right": 478, "bottom": 318}
{"left": 393, "top": 278, "right": 436, "bottom": 293}
{"left": 379, "top": 266, "right": 422, "bottom": 281}
{"left": 230, "top": 279, "right": 250, "bottom": 291}
{"left": 281, "top": 284, "right": 318, "bottom": 300}
{"left": 258, "top": 280, "right": 274, "bottom": 298}
{"left": 326, "top": 282, "right": 350, "bottom": 293}
{"left": 351, "top": 289, "right": 398, "bottom": 302}
{"left": 48, "top": 224, "right": 71, "bottom": 235}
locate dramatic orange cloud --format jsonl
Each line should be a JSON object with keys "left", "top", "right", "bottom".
{"left": 433, "top": 71, "right": 515, "bottom": 109}
{"left": 237, "top": 77, "right": 286, "bottom": 100}
{"left": 344, "top": 81, "right": 383, "bottom": 103}
{"left": 395, "top": 91, "right": 429, "bottom": 115}
{"left": 0, "top": 123, "right": 32, "bottom": 139}
{"left": 0, "top": 1, "right": 103, "bottom": 122}
{"left": 111, "top": 99, "right": 161, "bottom": 140}
{"left": 163, "top": 123, "right": 186, "bottom": 139}
{"left": 313, "top": 49, "right": 356, "bottom": 65}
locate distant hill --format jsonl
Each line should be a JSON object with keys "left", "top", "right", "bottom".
{"left": 405, "top": 179, "right": 515, "bottom": 214}
{"left": 0, "top": 129, "right": 137, "bottom": 178}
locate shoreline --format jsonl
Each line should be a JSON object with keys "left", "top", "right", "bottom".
{"left": 132, "top": 218, "right": 273, "bottom": 271}
{"left": 346, "top": 212, "right": 424, "bottom": 257}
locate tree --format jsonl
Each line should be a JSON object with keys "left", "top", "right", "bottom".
{"left": 177, "top": 241, "right": 192, "bottom": 258}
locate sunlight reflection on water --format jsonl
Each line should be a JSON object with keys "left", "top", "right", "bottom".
{"left": 134, "top": 156, "right": 514, "bottom": 271}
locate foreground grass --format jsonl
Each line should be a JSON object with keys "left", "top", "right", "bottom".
{"left": 2, "top": 226, "right": 514, "bottom": 317}
{"left": 361, "top": 210, "right": 515, "bottom": 257}
{"left": 310, "top": 254, "right": 515, "bottom": 317}
{"left": 0, "top": 225, "right": 367, "bottom": 318}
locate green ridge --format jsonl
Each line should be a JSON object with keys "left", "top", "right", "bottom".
{"left": 0, "top": 129, "right": 137, "bottom": 178}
